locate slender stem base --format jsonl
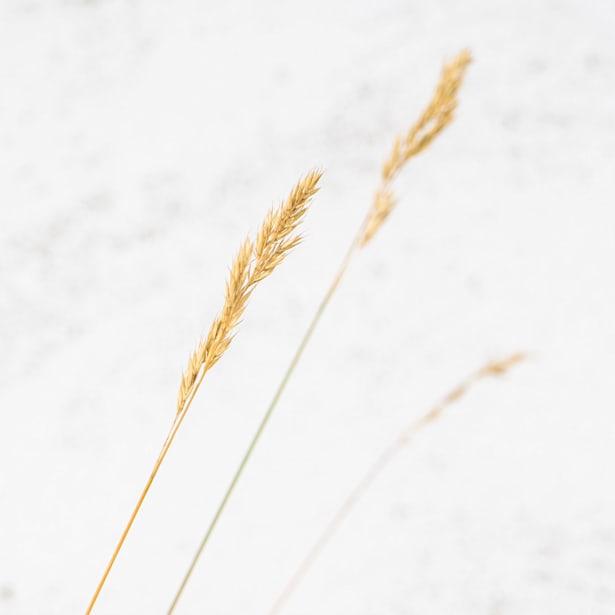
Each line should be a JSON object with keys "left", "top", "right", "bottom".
{"left": 85, "top": 368, "right": 206, "bottom": 614}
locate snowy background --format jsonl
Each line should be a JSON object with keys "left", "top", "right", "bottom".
{"left": 1, "top": 1, "right": 614, "bottom": 613}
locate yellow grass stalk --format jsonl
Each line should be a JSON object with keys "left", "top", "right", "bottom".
{"left": 167, "top": 50, "right": 471, "bottom": 613}
{"left": 269, "top": 353, "right": 527, "bottom": 614}
{"left": 85, "top": 171, "right": 322, "bottom": 614}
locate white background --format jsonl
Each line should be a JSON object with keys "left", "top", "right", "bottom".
{"left": 1, "top": 1, "right": 614, "bottom": 613}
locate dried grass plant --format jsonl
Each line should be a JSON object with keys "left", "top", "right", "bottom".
{"left": 269, "top": 353, "right": 527, "bottom": 614}
{"left": 85, "top": 171, "right": 322, "bottom": 614}
{"left": 168, "top": 50, "right": 472, "bottom": 612}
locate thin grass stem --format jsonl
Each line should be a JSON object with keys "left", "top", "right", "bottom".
{"left": 85, "top": 372, "right": 204, "bottom": 614}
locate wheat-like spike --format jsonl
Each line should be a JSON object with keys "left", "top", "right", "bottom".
{"left": 85, "top": 171, "right": 321, "bottom": 615}
{"left": 207, "top": 171, "right": 321, "bottom": 359}
{"left": 360, "top": 49, "right": 472, "bottom": 246}
{"left": 175, "top": 171, "right": 322, "bottom": 415}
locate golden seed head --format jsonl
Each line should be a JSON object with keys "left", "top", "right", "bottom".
{"left": 176, "top": 171, "right": 322, "bottom": 415}
{"left": 360, "top": 49, "right": 472, "bottom": 247}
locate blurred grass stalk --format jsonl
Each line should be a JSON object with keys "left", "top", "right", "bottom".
{"left": 270, "top": 353, "right": 527, "bottom": 613}
{"left": 168, "top": 49, "right": 472, "bottom": 613}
